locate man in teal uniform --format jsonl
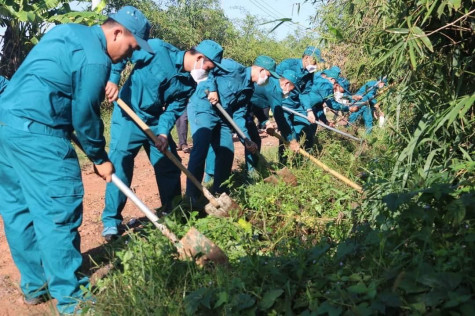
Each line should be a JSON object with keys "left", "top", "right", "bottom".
{"left": 0, "top": 6, "right": 151, "bottom": 314}
{"left": 186, "top": 56, "right": 278, "bottom": 206}
{"left": 275, "top": 46, "right": 325, "bottom": 155}
{"left": 348, "top": 76, "right": 387, "bottom": 133}
{"left": 245, "top": 69, "right": 300, "bottom": 169}
{"left": 101, "top": 39, "right": 226, "bottom": 239}
{"left": 310, "top": 67, "right": 346, "bottom": 124}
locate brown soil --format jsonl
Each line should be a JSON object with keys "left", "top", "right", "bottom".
{"left": 0, "top": 134, "right": 278, "bottom": 315}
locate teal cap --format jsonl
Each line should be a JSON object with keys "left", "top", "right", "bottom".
{"left": 282, "top": 69, "right": 300, "bottom": 92}
{"left": 195, "top": 40, "right": 228, "bottom": 72}
{"left": 329, "top": 66, "right": 341, "bottom": 75}
{"left": 253, "top": 55, "right": 280, "bottom": 78}
{"left": 282, "top": 70, "right": 298, "bottom": 86}
{"left": 336, "top": 77, "right": 350, "bottom": 92}
{"left": 303, "top": 46, "right": 325, "bottom": 62}
{"left": 323, "top": 68, "right": 339, "bottom": 79}
{"left": 110, "top": 6, "right": 153, "bottom": 54}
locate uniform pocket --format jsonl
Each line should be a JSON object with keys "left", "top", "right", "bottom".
{"left": 48, "top": 179, "right": 84, "bottom": 225}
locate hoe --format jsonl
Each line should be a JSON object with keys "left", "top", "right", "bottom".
{"left": 116, "top": 98, "right": 240, "bottom": 218}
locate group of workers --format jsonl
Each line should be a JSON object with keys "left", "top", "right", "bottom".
{"left": 0, "top": 5, "right": 387, "bottom": 314}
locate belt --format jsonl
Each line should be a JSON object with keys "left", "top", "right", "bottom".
{"left": 0, "top": 113, "right": 71, "bottom": 139}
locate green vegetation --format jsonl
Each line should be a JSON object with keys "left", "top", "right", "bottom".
{"left": 1, "top": 0, "right": 473, "bottom": 314}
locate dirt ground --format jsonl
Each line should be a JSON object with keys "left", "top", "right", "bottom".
{"left": 0, "top": 134, "right": 278, "bottom": 316}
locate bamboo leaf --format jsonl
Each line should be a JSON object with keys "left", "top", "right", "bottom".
{"left": 422, "top": 0, "right": 439, "bottom": 25}
{"left": 409, "top": 42, "right": 417, "bottom": 69}
{"left": 374, "top": 41, "right": 404, "bottom": 66}
{"left": 386, "top": 28, "right": 409, "bottom": 34}
{"left": 412, "top": 26, "right": 433, "bottom": 52}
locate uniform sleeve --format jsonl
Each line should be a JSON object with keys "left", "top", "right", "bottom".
{"left": 327, "top": 99, "right": 349, "bottom": 112}
{"left": 0, "top": 76, "right": 9, "bottom": 94}
{"left": 205, "top": 68, "right": 218, "bottom": 92}
{"left": 156, "top": 98, "right": 187, "bottom": 136}
{"left": 72, "top": 64, "right": 109, "bottom": 164}
{"left": 232, "top": 104, "right": 250, "bottom": 139}
{"left": 108, "top": 59, "right": 127, "bottom": 84}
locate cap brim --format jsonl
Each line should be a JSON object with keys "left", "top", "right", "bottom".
{"left": 269, "top": 70, "right": 280, "bottom": 78}
{"left": 135, "top": 37, "right": 154, "bottom": 54}
{"left": 211, "top": 61, "right": 230, "bottom": 73}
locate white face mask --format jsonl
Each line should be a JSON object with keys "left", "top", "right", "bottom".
{"left": 190, "top": 59, "right": 208, "bottom": 83}
{"left": 334, "top": 91, "right": 343, "bottom": 102}
{"left": 256, "top": 71, "right": 269, "bottom": 86}
{"left": 306, "top": 64, "right": 317, "bottom": 73}
{"left": 281, "top": 83, "right": 290, "bottom": 98}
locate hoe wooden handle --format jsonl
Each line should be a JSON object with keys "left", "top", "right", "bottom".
{"left": 116, "top": 99, "right": 220, "bottom": 207}
{"left": 267, "top": 128, "right": 363, "bottom": 193}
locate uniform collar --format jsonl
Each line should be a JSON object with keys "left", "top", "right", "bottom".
{"left": 175, "top": 50, "right": 186, "bottom": 72}
{"left": 245, "top": 67, "right": 253, "bottom": 87}
{"left": 92, "top": 25, "right": 107, "bottom": 52}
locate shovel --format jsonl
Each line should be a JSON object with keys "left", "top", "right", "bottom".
{"left": 71, "top": 135, "right": 228, "bottom": 266}
{"left": 266, "top": 128, "right": 363, "bottom": 193}
{"left": 281, "top": 106, "right": 362, "bottom": 142}
{"left": 111, "top": 173, "right": 228, "bottom": 265}
{"left": 209, "top": 97, "right": 297, "bottom": 186}
{"left": 116, "top": 98, "right": 239, "bottom": 218}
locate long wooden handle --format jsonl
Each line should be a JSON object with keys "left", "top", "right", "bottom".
{"left": 297, "top": 149, "right": 363, "bottom": 192}
{"left": 116, "top": 99, "right": 220, "bottom": 207}
{"left": 268, "top": 129, "right": 363, "bottom": 192}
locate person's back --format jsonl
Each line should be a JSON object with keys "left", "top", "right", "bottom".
{"left": 1, "top": 24, "right": 111, "bottom": 161}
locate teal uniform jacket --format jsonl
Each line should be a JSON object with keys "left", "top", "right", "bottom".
{"left": 349, "top": 80, "right": 381, "bottom": 133}
{"left": 250, "top": 78, "right": 294, "bottom": 141}
{"left": 0, "top": 24, "right": 111, "bottom": 314}
{"left": 275, "top": 58, "right": 314, "bottom": 111}
{"left": 103, "top": 39, "right": 196, "bottom": 226}
{"left": 109, "top": 39, "right": 195, "bottom": 134}
{"left": 187, "top": 59, "right": 253, "bottom": 198}
{"left": 275, "top": 58, "right": 316, "bottom": 153}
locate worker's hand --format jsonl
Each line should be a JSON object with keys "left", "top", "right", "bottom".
{"left": 154, "top": 134, "right": 168, "bottom": 152}
{"left": 245, "top": 140, "right": 258, "bottom": 154}
{"left": 307, "top": 110, "right": 316, "bottom": 124}
{"left": 352, "top": 95, "right": 363, "bottom": 101}
{"left": 207, "top": 91, "right": 219, "bottom": 105}
{"left": 94, "top": 161, "right": 115, "bottom": 182}
{"left": 105, "top": 82, "right": 119, "bottom": 102}
{"left": 289, "top": 140, "right": 300, "bottom": 153}
{"left": 328, "top": 121, "right": 335, "bottom": 127}
{"left": 349, "top": 106, "right": 358, "bottom": 112}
